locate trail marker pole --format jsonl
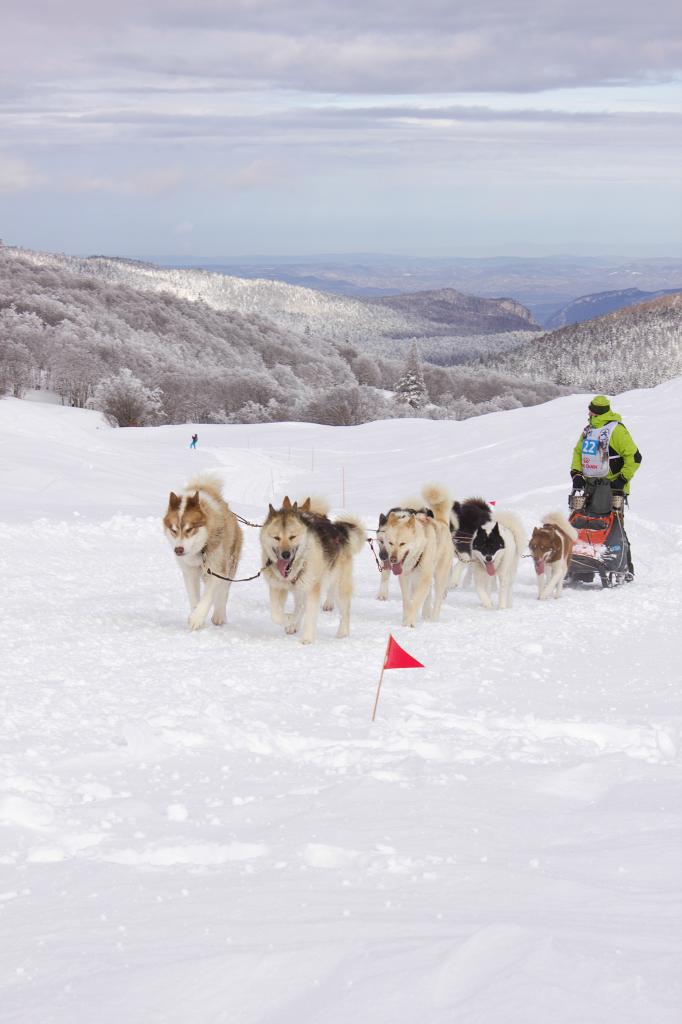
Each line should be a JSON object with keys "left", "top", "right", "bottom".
{"left": 371, "top": 635, "right": 425, "bottom": 722}
{"left": 371, "top": 636, "right": 391, "bottom": 722}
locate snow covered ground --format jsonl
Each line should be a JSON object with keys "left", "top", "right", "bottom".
{"left": 1, "top": 382, "right": 680, "bottom": 1023}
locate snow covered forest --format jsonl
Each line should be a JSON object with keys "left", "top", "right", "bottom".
{"left": 0, "top": 246, "right": 564, "bottom": 426}
{"left": 489, "top": 293, "right": 682, "bottom": 392}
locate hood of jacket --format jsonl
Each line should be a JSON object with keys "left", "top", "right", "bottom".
{"left": 588, "top": 408, "right": 622, "bottom": 428}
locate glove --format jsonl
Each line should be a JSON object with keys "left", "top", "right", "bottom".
{"left": 571, "top": 473, "right": 585, "bottom": 491}
{"left": 611, "top": 475, "right": 626, "bottom": 492}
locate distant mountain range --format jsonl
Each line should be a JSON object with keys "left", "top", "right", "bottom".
{"left": 546, "top": 287, "right": 682, "bottom": 329}
{"left": 488, "top": 292, "right": 682, "bottom": 392}
{"left": 369, "top": 288, "right": 536, "bottom": 335}
{"left": 155, "top": 253, "right": 682, "bottom": 325}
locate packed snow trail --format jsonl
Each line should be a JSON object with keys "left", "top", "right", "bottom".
{"left": 0, "top": 383, "right": 680, "bottom": 1023}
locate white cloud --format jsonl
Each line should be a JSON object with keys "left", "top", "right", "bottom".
{"left": 0, "top": 154, "right": 44, "bottom": 192}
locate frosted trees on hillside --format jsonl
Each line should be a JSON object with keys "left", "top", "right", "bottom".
{"left": 0, "top": 247, "right": 570, "bottom": 423}
{"left": 92, "top": 368, "right": 163, "bottom": 427}
{"left": 0, "top": 338, "right": 32, "bottom": 397}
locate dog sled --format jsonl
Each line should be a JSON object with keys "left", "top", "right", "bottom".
{"left": 565, "top": 479, "right": 632, "bottom": 588}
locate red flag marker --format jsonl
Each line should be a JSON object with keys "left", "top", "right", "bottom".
{"left": 372, "top": 634, "right": 424, "bottom": 721}
{"left": 383, "top": 635, "right": 425, "bottom": 670}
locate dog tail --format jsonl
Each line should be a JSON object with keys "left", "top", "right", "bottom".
{"left": 495, "top": 510, "right": 527, "bottom": 553}
{"left": 398, "top": 494, "right": 423, "bottom": 511}
{"left": 185, "top": 472, "right": 227, "bottom": 505}
{"left": 302, "top": 495, "right": 330, "bottom": 517}
{"left": 336, "top": 513, "right": 366, "bottom": 554}
{"left": 422, "top": 483, "right": 451, "bottom": 526}
{"left": 542, "top": 510, "right": 578, "bottom": 542}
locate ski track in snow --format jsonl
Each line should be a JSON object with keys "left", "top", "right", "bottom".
{"left": 0, "top": 384, "right": 681, "bottom": 1023}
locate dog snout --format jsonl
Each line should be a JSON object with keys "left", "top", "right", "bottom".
{"left": 174, "top": 545, "right": 185, "bottom": 556}
{"left": 280, "top": 549, "right": 291, "bottom": 560}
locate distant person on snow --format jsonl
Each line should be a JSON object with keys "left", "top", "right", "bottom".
{"left": 570, "top": 394, "right": 642, "bottom": 576}
{"left": 189, "top": 433, "right": 198, "bottom": 450}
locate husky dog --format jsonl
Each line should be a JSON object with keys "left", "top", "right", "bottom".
{"left": 260, "top": 496, "right": 365, "bottom": 644}
{"left": 163, "top": 473, "right": 243, "bottom": 630}
{"left": 375, "top": 500, "right": 433, "bottom": 600}
{"left": 382, "top": 484, "right": 452, "bottom": 627}
{"left": 529, "top": 511, "right": 578, "bottom": 600}
{"left": 450, "top": 498, "right": 492, "bottom": 588}
{"left": 471, "top": 511, "right": 526, "bottom": 610}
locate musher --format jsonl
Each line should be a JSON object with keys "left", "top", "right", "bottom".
{"left": 570, "top": 394, "right": 642, "bottom": 578}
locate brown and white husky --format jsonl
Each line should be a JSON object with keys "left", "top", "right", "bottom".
{"left": 529, "top": 511, "right": 578, "bottom": 600}
{"left": 163, "top": 473, "right": 243, "bottom": 630}
{"left": 382, "top": 484, "right": 452, "bottom": 627}
{"left": 260, "top": 496, "right": 365, "bottom": 644}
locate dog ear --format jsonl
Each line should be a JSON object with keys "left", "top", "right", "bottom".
{"left": 266, "top": 503, "right": 276, "bottom": 520}
{"left": 168, "top": 491, "right": 181, "bottom": 509}
{"left": 186, "top": 491, "right": 200, "bottom": 506}
{"left": 282, "top": 496, "right": 292, "bottom": 510}
{"left": 453, "top": 501, "right": 462, "bottom": 515}
{"left": 299, "top": 498, "right": 311, "bottom": 513}
{"left": 378, "top": 512, "right": 387, "bottom": 526}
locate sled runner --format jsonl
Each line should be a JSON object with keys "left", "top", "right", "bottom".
{"left": 565, "top": 480, "right": 632, "bottom": 588}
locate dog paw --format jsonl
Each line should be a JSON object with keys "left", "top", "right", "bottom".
{"left": 188, "top": 612, "right": 205, "bottom": 630}
{"left": 322, "top": 601, "right": 334, "bottom": 612}
{"left": 211, "top": 612, "right": 226, "bottom": 625}
{"left": 299, "top": 637, "right": 313, "bottom": 645}
{"left": 336, "top": 627, "right": 349, "bottom": 638}
{"left": 377, "top": 594, "right": 387, "bottom": 601}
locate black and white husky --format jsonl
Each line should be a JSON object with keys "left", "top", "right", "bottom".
{"left": 450, "top": 497, "right": 492, "bottom": 588}
{"left": 471, "top": 511, "right": 526, "bottom": 610}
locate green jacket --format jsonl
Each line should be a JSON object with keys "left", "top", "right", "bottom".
{"left": 571, "top": 408, "right": 642, "bottom": 494}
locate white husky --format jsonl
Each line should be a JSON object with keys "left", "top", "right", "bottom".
{"left": 382, "top": 484, "right": 453, "bottom": 627}
{"left": 470, "top": 511, "right": 526, "bottom": 610}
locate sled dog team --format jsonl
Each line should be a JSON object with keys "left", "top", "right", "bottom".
{"left": 163, "top": 473, "right": 578, "bottom": 644}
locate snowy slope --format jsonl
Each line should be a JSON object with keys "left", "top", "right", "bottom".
{"left": 0, "top": 382, "right": 681, "bottom": 1023}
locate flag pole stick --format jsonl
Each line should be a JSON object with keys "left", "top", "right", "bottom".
{"left": 371, "top": 635, "right": 391, "bottom": 722}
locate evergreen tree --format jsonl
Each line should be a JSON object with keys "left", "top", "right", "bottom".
{"left": 394, "top": 341, "right": 428, "bottom": 408}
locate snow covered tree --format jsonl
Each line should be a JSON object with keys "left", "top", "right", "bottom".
{"left": 0, "top": 338, "right": 33, "bottom": 397}
{"left": 394, "top": 341, "right": 428, "bottom": 408}
{"left": 92, "top": 367, "right": 163, "bottom": 427}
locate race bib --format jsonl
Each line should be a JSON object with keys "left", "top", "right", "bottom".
{"left": 581, "top": 422, "right": 617, "bottom": 478}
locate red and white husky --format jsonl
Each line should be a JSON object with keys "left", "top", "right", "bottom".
{"left": 163, "top": 473, "right": 243, "bottom": 630}
{"left": 528, "top": 511, "right": 578, "bottom": 600}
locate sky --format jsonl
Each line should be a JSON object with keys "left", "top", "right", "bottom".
{"left": 1, "top": 0, "right": 681, "bottom": 259}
